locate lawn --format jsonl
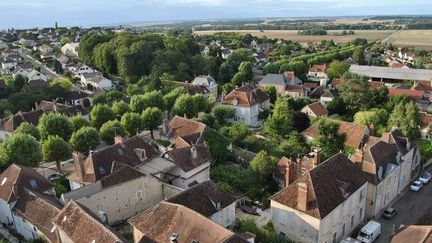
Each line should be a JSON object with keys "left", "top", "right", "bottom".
{"left": 194, "top": 30, "right": 396, "bottom": 43}
{"left": 385, "top": 30, "right": 432, "bottom": 50}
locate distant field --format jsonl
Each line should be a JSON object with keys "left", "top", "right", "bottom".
{"left": 385, "top": 30, "right": 432, "bottom": 50}
{"left": 194, "top": 30, "right": 396, "bottom": 43}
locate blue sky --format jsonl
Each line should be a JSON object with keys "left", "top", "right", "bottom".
{"left": 0, "top": 0, "right": 431, "bottom": 29}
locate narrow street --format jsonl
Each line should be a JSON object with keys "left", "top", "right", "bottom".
{"left": 376, "top": 167, "right": 432, "bottom": 242}
{"left": 19, "top": 48, "right": 60, "bottom": 79}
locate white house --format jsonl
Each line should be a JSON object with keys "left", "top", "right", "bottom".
{"left": 0, "top": 40, "right": 8, "bottom": 49}
{"left": 0, "top": 164, "right": 61, "bottom": 242}
{"left": 27, "top": 70, "right": 48, "bottom": 82}
{"left": 258, "top": 72, "right": 303, "bottom": 96}
{"left": 192, "top": 75, "right": 218, "bottom": 99}
{"left": 271, "top": 153, "right": 368, "bottom": 243}
{"left": 74, "top": 63, "right": 94, "bottom": 77}
{"left": 308, "top": 64, "right": 329, "bottom": 86}
{"left": 222, "top": 84, "right": 270, "bottom": 127}
{"left": 1, "top": 59, "right": 17, "bottom": 70}
{"left": 163, "top": 143, "right": 211, "bottom": 189}
{"left": 81, "top": 72, "right": 113, "bottom": 91}
{"left": 167, "top": 180, "right": 237, "bottom": 228}
{"left": 61, "top": 42, "right": 79, "bottom": 57}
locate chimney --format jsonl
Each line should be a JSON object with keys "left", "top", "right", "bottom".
{"left": 369, "top": 123, "right": 375, "bottom": 136}
{"left": 190, "top": 143, "right": 197, "bottom": 159}
{"left": 406, "top": 138, "right": 411, "bottom": 151}
{"left": 285, "top": 162, "right": 295, "bottom": 187}
{"left": 114, "top": 135, "right": 124, "bottom": 145}
{"left": 296, "top": 157, "right": 302, "bottom": 178}
{"left": 34, "top": 101, "right": 39, "bottom": 110}
{"left": 221, "top": 91, "right": 226, "bottom": 102}
{"left": 73, "top": 151, "right": 86, "bottom": 182}
{"left": 183, "top": 113, "right": 187, "bottom": 118}
{"left": 313, "top": 148, "right": 321, "bottom": 167}
{"left": 297, "top": 182, "right": 308, "bottom": 211}
{"left": 203, "top": 141, "right": 208, "bottom": 148}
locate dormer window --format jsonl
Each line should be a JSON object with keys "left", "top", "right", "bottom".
{"left": 169, "top": 233, "right": 178, "bottom": 242}
{"left": 134, "top": 148, "right": 147, "bottom": 162}
{"left": 233, "top": 98, "right": 238, "bottom": 106}
{"left": 98, "top": 166, "right": 106, "bottom": 175}
{"left": 378, "top": 166, "right": 383, "bottom": 180}
{"left": 30, "top": 179, "right": 38, "bottom": 189}
{"left": 1, "top": 177, "right": 7, "bottom": 186}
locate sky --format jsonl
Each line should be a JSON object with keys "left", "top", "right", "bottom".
{"left": 0, "top": 0, "right": 431, "bottom": 29}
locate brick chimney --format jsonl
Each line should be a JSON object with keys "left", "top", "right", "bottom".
{"left": 73, "top": 151, "right": 86, "bottom": 182}
{"left": 114, "top": 135, "right": 124, "bottom": 145}
{"left": 297, "top": 182, "right": 308, "bottom": 211}
{"left": 285, "top": 162, "right": 295, "bottom": 187}
{"left": 296, "top": 157, "right": 302, "bottom": 178}
{"left": 369, "top": 123, "right": 375, "bottom": 136}
{"left": 313, "top": 148, "right": 321, "bottom": 167}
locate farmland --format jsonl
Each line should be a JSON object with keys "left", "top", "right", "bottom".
{"left": 384, "top": 30, "right": 432, "bottom": 50}
{"left": 194, "top": 29, "right": 396, "bottom": 43}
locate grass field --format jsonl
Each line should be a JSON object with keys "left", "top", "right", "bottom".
{"left": 194, "top": 30, "right": 396, "bottom": 43}
{"left": 384, "top": 30, "right": 432, "bottom": 50}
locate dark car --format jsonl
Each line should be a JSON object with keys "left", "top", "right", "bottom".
{"left": 382, "top": 207, "right": 397, "bottom": 219}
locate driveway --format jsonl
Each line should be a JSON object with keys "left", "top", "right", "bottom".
{"left": 376, "top": 168, "right": 432, "bottom": 242}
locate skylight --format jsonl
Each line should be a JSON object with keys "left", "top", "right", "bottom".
{"left": 30, "top": 179, "right": 38, "bottom": 189}
{"left": 98, "top": 166, "right": 106, "bottom": 175}
{"left": 1, "top": 177, "right": 7, "bottom": 186}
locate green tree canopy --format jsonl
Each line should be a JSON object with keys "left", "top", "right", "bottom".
{"left": 142, "top": 107, "right": 163, "bottom": 139}
{"left": 112, "top": 100, "right": 130, "bottom": 117}
{"left": 172, "top": 94, "right": 198, "bottom": 118}
{"left": 99, "top": 120, "right": 126, "bottom": 145}
{"left": 163, "top": 87, "right": 187, "bottom": 111}
{"left": 70, "top": 127, "right": 100, "bottom": 154}
{"left": 326, "top": 60, "right": 350, "bottom": 81}
{"left": 130, "top": 91, "right": 165, "bottom": 113}
{"left": 90, "top": 104, "right": 116, "bottom": 128}
{"left": 264, "top": 97, "right": 294, "bottom": 139}
{"left": 42, "top": 135, "right": 71, "bottom": 174}
{"left": 121, "top": 112, "right": 143, "bottom": 136}
{"left": 212, "top": 105, "right": 236, "bottom": 125}
{"left": 38, "top": 113, "right": 73, "bottom": 141}
{"left": 389, "top": 101, "right": 420, "bottom": 139}
{"left": 313, "top": 121, "right": 346, "bottom": 161}
{"left": 69, "top": 115, "right": 90, "bottom": 132}
{"left": 14, "top": 122, "right": 40, "bottom": 140}
{"left": 0, "top": 133, "right": 42, "bottom": 169}
{"left": 250, "top": 150, "right": 278, "bottom": 176}
{"left": 277, "top": 132, "right": 310, "bottom": 160}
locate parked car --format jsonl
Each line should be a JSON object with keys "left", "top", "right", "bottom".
{"left": 419, "top": 171, "right": 431, "bottom": 184}
{"left": 410, "top": 181, "right": 423, "bottom": 191}
{"left": 48, "top": 173, "right": 62, "bottom": 182}
{"left": 382, "top": 207, "right": 397, "bottom": 219}
{"left": 357, "top": 220, "right": 381, "bottom": 243}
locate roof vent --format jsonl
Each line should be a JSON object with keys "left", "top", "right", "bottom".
{"left": 192, "top": 240, "right": 199, "bottom": 243}
{"left": 169, "top": 233, "right": 178, "bottom": 242}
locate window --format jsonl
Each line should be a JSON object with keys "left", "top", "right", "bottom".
{"left": 359, "top": 188, "right": 364, "bottom": 202}
{"left": 359, "top": 208, "right": 363, "bottom": 220}
{"left": 332, "top": 232, "right": 337, "bottom": 243}
{"left": 351, "top": 215, "right": 355, "bottom": 228}
{"left": 342, "top": 224, "right": 345, "bottom": 236}
{"left": 30, "top": 179, "right": 38, "bottom": 189}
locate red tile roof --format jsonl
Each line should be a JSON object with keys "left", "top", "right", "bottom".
{"left": 391, "top": 225, "right": 432, "bottom": 243}
{"left": 420, "top": 113, "right": 432, "bottom": 129}
{"left": 309, "top": 64, "right": 327, "bottom": 73}
{"left": 303, "top": 102, "right": 328, "bottom": 117}
{"left": 388, "top": 88, "right": 424, "bottom": 101}
{"left": 222, "top": 84, "right": 269, "bottom": 107}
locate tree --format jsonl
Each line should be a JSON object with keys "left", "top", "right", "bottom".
{"left": 130, "top": 91, "right": 165, "bottom": 113}
{"left": 121, "top": 112, "right": 143, "bottom": 136}
{"left": 353, "top": 47, "right": 365, "bottom": 65}
{"left": 313, "top": 121, "right": 346, "bottom": 161}
{"left": 105, "top": 90, "right": 123, "bottom": 102}
{"left": 141, "top": 107, "right": 163, "bottom": 139}
{"left": 92, "top": 93, "right": 106, "bottom": 105}
{"left": 326, "top": 97, "right": 346, "bottom": 115}
{"left": 231, "top": 72, "right": 248, "bottom": 87}
{"left": 203, "top": 129, "right": 232, "bottom": 164}
{"left": 326, "top": 60, "right": 350, "bottom": 81}
{"left": 172, "top": 94, "right": 198, "bottom": 118}
{"left": 70, "top": 127, "right": 100, "bottom": 153}
{"left": 69, "top": 115, "right": 90, "bottom": 132}
{"left": 60, "top": 37, "right": 71, "bottom": 45}
{"left": 99, "top": 120, "right": 126, "bottom": 145}
{"left": 6, "top": 74, "right": 26, "bottom": 92}
{"left": 112, "top": 100, "right": 130, "bottom": 117}
{"left": 224, "top": 123, "right": 252, "bottom": 146}
{"left": 42, "top": 135, "right": 71, "bottom": 174}
{"left": 354, "top": 108, "right": 389, "bottom": 127}
{"left": 0, "top": 133, "right": 42, "bottom": 169}
{"left": 386, "top": 94, "right": 412, "bottom": 111}
{"left": 263, "top": 97, "right": 293, "bottom": 139}
{"left": 238, "top": 61, "right": 253, "bottom": 81}
{"left": 212, "top": 105, "right": 236, "bottom": 124}
{"left": 250, "top": 151, "right": 277, "bottom": 176}
{"left": 90, "top": 104, "right": 116, "bottom": 128}
{"left": 278, "top": 132, "right": 310, "bottom": 160}
{"left": 338, "top": 73, "right": 371, "bottom": 113}
{"left": 163, "top": 87, "right": 187, "bottom": 111}
{"left": 264, "top": 86, "right": 277, "bottom": 104}
{"left": 38, "top": 113, "right": 73, "bottom": 141}
{"left": 192, "top": 94, "right": 210, "bottom": 113}
{"left": 389, "top": 101, "right": 420, "bottom": 139}
{"left": 14, "top": 122, "right": 40, "bottom": 140}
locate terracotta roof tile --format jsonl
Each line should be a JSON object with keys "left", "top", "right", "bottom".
{"left": 309, "top": 64, "right": 327, "bottom": 73}
{"left": 0, "top": 164, "right": 53, "bottom": 203}
{"left": 303, "top": 102, "right": 328, "bottom": 117}
{"left": 222, "top": 84, "right": 269, "bottom": 107}
{"left": 388, "top": 88, "right": 424, "bottom": 101}
{"left": 128, "top": 202, "right": 247, "bottom": 243}
{"left": 166, "top": 116, "right": 209, "bottom": 144}
{"left": 391, "top": 225, "right": 432, "bottom": 243}
{"left": 165, "top": 144, "right": 211, "bottom": 172}
{"left": 52, "top": 200, "right": 126, "bottom": 243}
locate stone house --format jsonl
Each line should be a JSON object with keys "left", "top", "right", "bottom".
{"left": 191, "top": 75, "right": 218, "bottom": 99}
{"left": 301, "top": 102, "right": 328, "bottom": 119}
{"left": 271, "top": 153, "right": 368, "bottom": 243}
{"left": 258, "top": 72, "right": 303, "bottom": 96}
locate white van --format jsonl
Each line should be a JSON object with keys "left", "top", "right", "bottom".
{"left": 357, "top": 220, "right": 381, "bottom": 243}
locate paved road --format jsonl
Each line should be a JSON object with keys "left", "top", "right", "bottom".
{"left": 19, "top": 48, "right": 60, "bottom": 79}
{"left": 37, "top": 159, "right": 75, "bottom": 178}
{"left": 376, "top": 167, "right": 432, "bottom": 242}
